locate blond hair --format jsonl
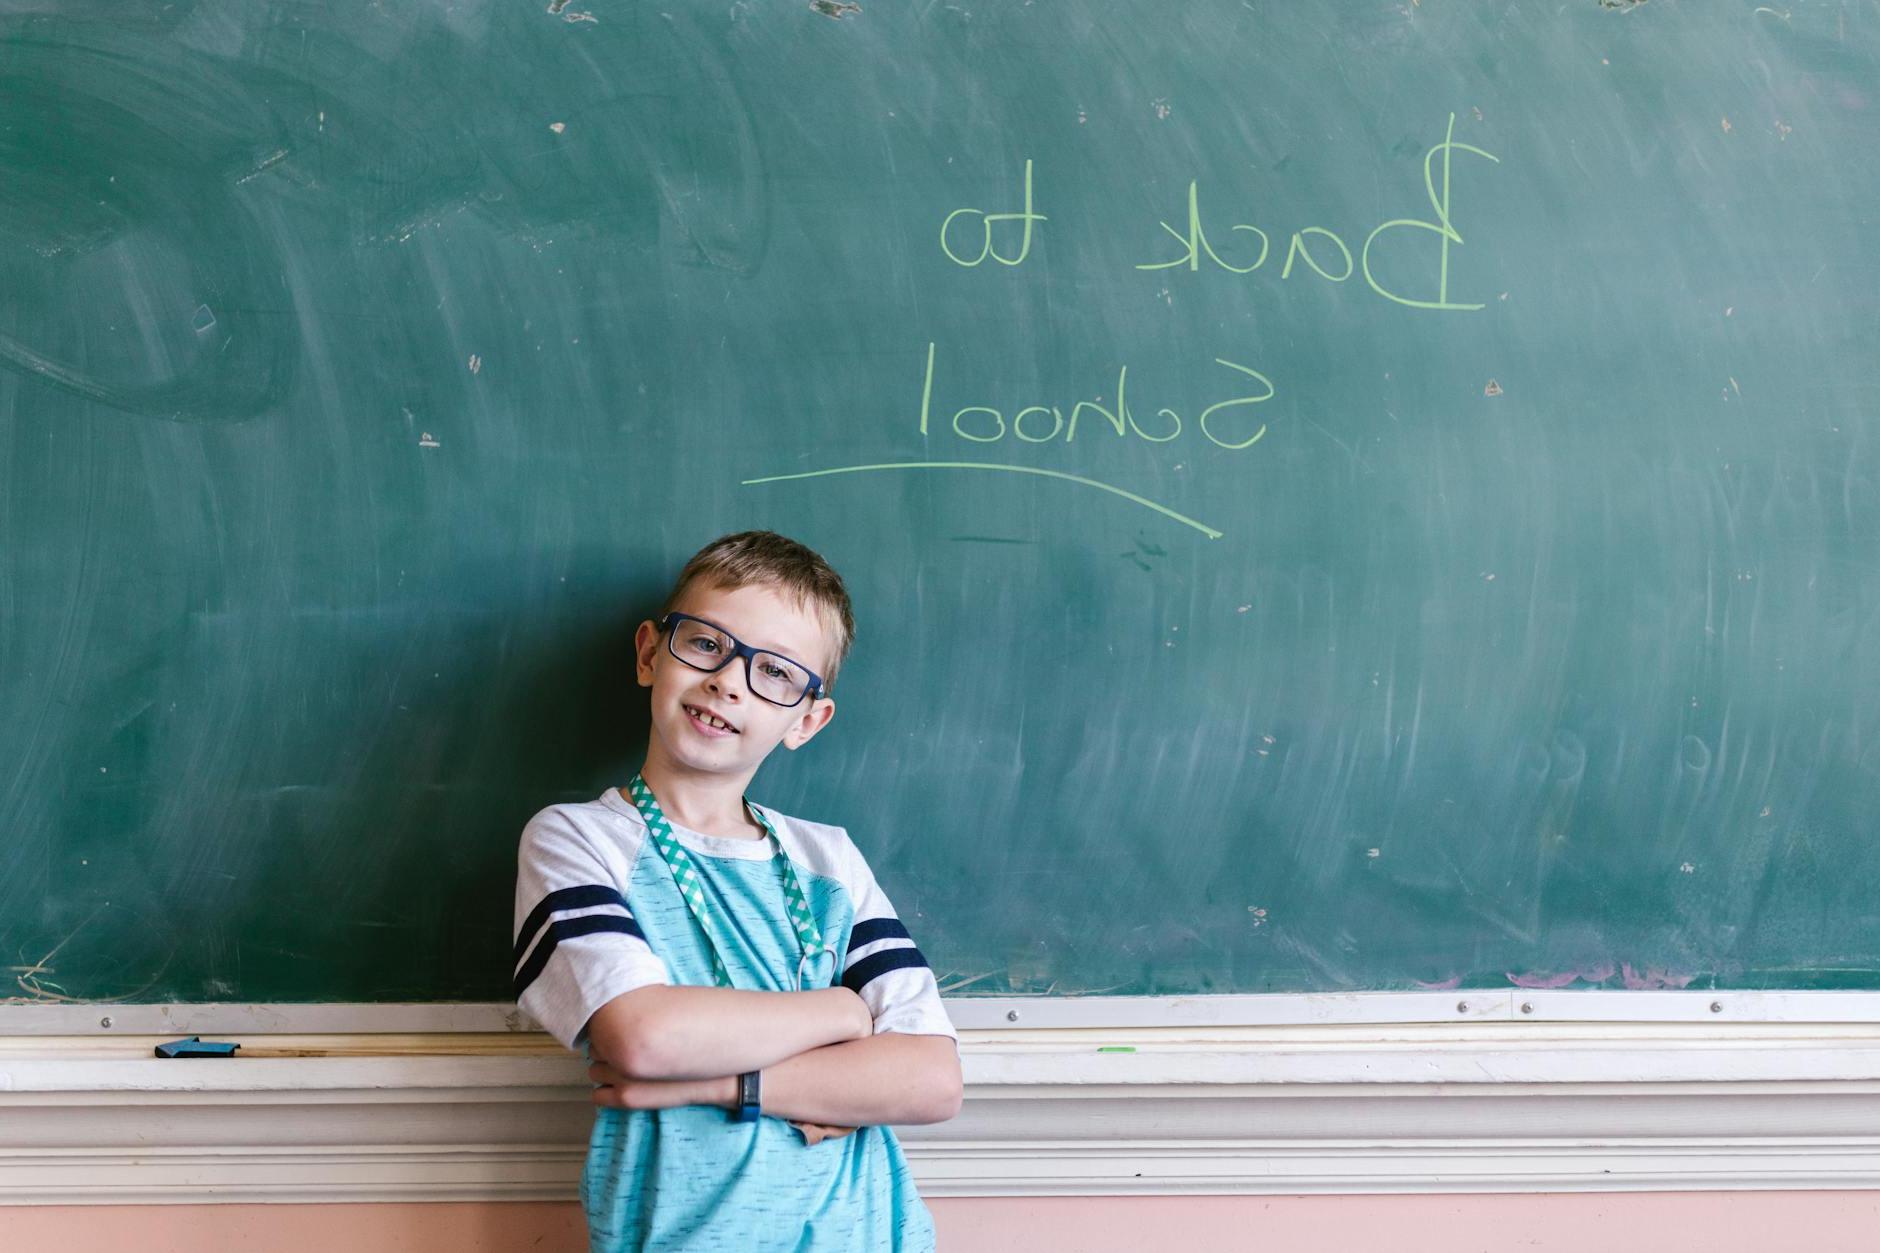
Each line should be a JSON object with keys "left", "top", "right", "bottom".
{"left": 661, "top": 531, "right": 856, "bottom": 689}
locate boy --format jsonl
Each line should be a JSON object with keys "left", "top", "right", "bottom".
{"left": 512, "top": 531, "right": 962, "bottom": 1251}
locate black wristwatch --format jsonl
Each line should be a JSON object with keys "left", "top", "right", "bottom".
{"left": 733, "top": 1069, "right": 762, "bottom": 1122}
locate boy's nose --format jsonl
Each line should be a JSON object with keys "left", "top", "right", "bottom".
{"left": 706, "top": 670, "right": 744, "bottom": 700}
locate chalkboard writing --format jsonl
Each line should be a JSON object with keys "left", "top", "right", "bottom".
{"left": 750, "top": 118, "right": 1498, "bottom": 538}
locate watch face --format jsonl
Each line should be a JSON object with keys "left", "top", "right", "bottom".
{"left": 739, "top": 1070, "right": 761, "bottom": 1117}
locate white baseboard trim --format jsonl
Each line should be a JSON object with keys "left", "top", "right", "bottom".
{"left": 11, "top": 1023, "right": 1880, "bottom": 1203}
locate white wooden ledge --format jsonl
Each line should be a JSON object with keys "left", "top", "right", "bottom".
{"left": 11, "top": 1022, "right": 1880, "bottom": 1202}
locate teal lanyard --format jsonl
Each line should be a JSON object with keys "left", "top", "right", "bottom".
{"left": 626, "top": 773, "right": 831, "bottom": 991}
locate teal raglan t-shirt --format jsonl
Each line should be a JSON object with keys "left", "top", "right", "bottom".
{"left": 511, "top": 788, "right": 958, "bottom": 1253}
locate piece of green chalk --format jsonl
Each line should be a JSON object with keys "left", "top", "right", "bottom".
{"left": 1097, "top": 1046, "right": 1136, "bottom": 1053}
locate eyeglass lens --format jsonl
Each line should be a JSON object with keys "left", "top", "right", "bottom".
{"left": 669, "top": 618, "right": 811, "bottom": 705}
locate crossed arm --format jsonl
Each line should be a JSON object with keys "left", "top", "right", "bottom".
{"left": 582, "top": 985, "right": 963, "bottom": 1135}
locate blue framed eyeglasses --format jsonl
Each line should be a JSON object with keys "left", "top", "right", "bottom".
{"left": 657, "top": 612, "right": 828, "bottom": 707}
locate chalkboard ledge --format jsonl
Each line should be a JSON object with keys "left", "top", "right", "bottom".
{"left": 11, "top": 1021, "right": 1880, "bottom": 1202}
{"left": 15, "top": 990, "right": 1880, "bottom": 1036}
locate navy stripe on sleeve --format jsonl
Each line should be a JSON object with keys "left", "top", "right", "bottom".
{"left": 846, "top": 916, "right": 912, "bottom": 954}
{"left": 513, "top": 884, "right": 631, "bottom": 967}
{"left": 840, "top": 945, "right": 929, "bottom": 994}
{"left": 512, "top": 913, "right": 646, "bottom": 1002}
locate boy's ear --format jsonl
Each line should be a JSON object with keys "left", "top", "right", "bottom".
{"left": 781, "top": 696, "right": 836, "bottom": 751}
{"left": 633, "top": 620, "right": 661, "bottom": 688}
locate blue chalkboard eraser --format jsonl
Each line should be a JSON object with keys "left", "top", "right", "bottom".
{"left": 154, "top": 1036, "right": 240, "bottom": 1058}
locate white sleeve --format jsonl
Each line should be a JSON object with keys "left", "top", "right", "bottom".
{"left": 512, "top": 807, "right": 671, "bottom": 1051}
{"left": 840, "top": 853, "right": 958, "bottom": 1042}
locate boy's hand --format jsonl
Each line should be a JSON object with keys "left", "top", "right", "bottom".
{"left": 790, "top": 1120, "right": 858, "bottom": 1147}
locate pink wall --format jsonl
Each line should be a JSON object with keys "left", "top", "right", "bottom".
{"left": 11, "top": 1194, "right": 1880, "bottom": 1252}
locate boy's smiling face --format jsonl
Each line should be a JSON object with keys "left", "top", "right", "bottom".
{"left": 634, "top": 579, "right": 838, "bottom": 787}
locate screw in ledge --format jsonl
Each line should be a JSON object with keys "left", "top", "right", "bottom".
{"left": 1006, "top": 1009, "right": 1020, "bottom": 1023}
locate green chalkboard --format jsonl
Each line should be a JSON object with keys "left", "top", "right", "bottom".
{"left": 4, "top": 0, "right": 1879, "bottom": 1006}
